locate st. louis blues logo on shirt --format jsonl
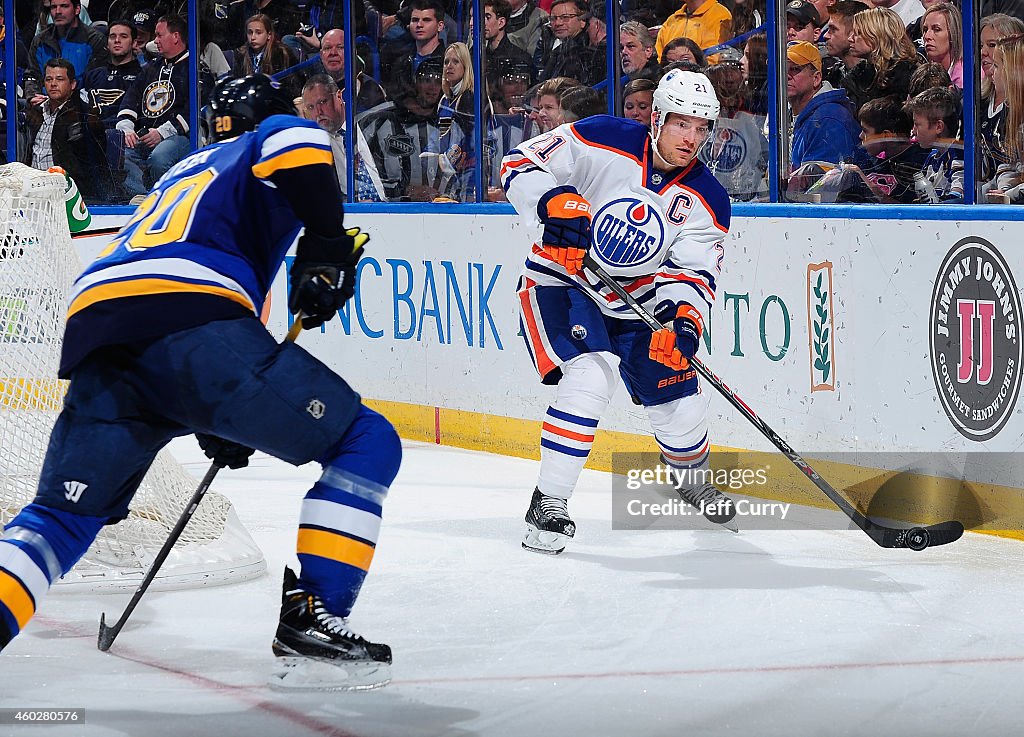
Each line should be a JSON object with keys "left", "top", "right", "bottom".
{"left": 592, "top": 197, "right": 665, "bottom": 268}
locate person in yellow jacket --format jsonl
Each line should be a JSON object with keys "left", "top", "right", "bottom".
{"left": 654, "top": 0, "right": 733, "bottom": 61}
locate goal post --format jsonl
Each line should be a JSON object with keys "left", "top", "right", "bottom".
{"left": 0, "top": 163, "right": 266, "bottom": 592}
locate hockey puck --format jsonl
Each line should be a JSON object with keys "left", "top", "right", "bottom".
{"left": 904, "top": 527, "right": 930, "bottom": 551}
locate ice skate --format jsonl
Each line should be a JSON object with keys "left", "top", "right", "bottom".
{"left": 523, "top": 488, "right": 576, "bottom": 555}
{"left": 677, "top": 483, "right": 739, "bottom": 532}
{"left": 269, "top": 567, "right": 392, "bottom": 690}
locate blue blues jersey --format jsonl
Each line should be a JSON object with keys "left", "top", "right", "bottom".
{"left": 61, "top": 115, "right": 341, "bottom": 376}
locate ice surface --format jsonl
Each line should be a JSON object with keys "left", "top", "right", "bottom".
{"left": 3, "top": 438, "right": 1023, "bottom": 737}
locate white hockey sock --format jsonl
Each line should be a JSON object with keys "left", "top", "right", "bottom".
{"left": 647, "top": 391, "right": 711, "bottom": 483}
{"left": 537, "top": 352, "right": 618, "bottom": 498}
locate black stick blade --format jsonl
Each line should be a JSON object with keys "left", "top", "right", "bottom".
{"left": 97, "top": 613, "right": 116, "bottom": 652}
{"left": 872, "top": 520, "right": 965, "bottom": 550}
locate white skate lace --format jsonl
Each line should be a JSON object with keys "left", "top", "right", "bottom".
{"left": 312, "top": 602, "right": 360, "bottom": 639}
{"left": 288, "top": 587, "right": 362, "bottom": 640}
{"left": 539, "top": 494, "right": 570, "bottom": 520}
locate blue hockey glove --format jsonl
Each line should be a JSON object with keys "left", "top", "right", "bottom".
{"left": 196, "top": 433, "right": 255, "bottom": 470}
{"left": 288, "top": 228, "right": 368, "bottom": 329}
{"left": 649, "top": 304, "right": 703, "bottom": 370}
{"left": 537, "top": 186, "right": 592, "bottom": 275}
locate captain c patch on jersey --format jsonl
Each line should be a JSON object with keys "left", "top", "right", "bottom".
{"left": 592, "top": 198, "right": 665, "bottom": 268}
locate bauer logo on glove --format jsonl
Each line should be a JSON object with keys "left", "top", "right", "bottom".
{"left": 536, "top": 185, "right": 593, "bottom": 275}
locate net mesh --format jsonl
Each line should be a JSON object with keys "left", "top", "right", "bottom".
{"left": 0, "top": 163, "right": 265, "bottom": 592}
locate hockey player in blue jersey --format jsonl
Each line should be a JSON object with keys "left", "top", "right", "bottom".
{"left": 0, "top": 75, "right": 400, "bottom": 689}
{"left": 501, "top": 70, "right": 735, "bottom": 555}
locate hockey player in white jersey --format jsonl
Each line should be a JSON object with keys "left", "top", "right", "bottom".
{"left": 500, "top": 70, "right": 735, "bottom": 554}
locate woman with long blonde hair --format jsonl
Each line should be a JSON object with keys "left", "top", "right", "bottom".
{"left": 986, "top": 34, "right": 1024, "bottom": 201}
{"left": 438, "top": 42, "right": 476, "bottom": 139}
{"left": 846, "top": 7, "right": 920, "bottom": 110}
{"left": 979, "top": 16, "right": 1024, "bottom": 185}
{"left": 433, "top": 43, "right": 481, "bottom": 200}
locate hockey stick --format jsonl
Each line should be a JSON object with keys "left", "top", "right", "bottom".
{"left": 97, "top": 317, "right": 305, "bottom": 652}
{"left": 582, "top": 254, "right": 964, "bottom": 550}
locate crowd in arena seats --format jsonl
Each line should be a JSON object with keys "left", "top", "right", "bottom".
{"left": 0, "top": 1, "right": 1020, "bottom": 205}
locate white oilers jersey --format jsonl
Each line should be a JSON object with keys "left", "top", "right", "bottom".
{"left": 500, "top": 115, "right": 730, "bottom": 322}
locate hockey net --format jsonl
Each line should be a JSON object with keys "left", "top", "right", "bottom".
{"left": 0, "top": 163, "right": 266, "bottom": 592}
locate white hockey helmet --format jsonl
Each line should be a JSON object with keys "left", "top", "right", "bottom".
{"left": 650, "top": 69, "right": 720, "bottom": 147}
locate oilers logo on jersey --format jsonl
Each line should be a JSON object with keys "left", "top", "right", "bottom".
{"left": 592, "top": 198, "right": 665, "bottom": 268}
{"left": 709, "top": 128, "right": 746, "bottom": 174}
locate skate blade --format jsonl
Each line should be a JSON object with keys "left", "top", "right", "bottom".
{"left": 268, "top": 656, "right": 391, "bottom": 691}
{"left": 522, "top": 524, "right": 570, "bottom": 555}
{"left": 716, "top": 518, "right": 740, "bottom": 533}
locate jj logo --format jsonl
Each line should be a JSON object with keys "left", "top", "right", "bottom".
{"left": 955, "top": 299, "right": 995, "bottom": 385}
{"left": 930, "top": 237, "right": 1023, "bottom": 441}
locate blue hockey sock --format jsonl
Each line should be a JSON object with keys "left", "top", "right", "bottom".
{"left": 297, "top": 406, "right": 401, "bottom": 616}
{"left": 0, "top": 504, "right": 105, "bottom": 649}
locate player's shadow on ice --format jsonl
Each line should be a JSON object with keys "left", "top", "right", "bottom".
{"left": 76, "top": 696, "right": 481, "bottom": 737}
{"left": 567, "top": 538, "right": 921, "bottom": 593}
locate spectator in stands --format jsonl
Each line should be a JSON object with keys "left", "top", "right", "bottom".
{"left": 919, "top": 2, "right": 962, "bottom": 88}
{"left": 79, "top": 20, "right": 142, "bottom": 129}
{"left": 507, "top": 0, "right": 548, "bottom": 57}
{"left": 224, "top": 0, "right": 300, "bottom": 52}
{"left": 587, "top": 0, "right": 608, "bottom": 48}
{"left": 654, "top": 0, "right": 732, "bottom": 61}
{"left": 534, "top": 0, "right": 606, "bottom": 87}
{"left": 818, "top": 95, "right": 928, "bottom": 202}
{"left": 435, "top": 41, "right": 477, "bottom": 200}
{"left": 905, "top": 86, "right": 963, "bottom": 202}
{"left": 660, "top": 37, "right": 706, "bottom": 67}
{"left": 622, "top": 77, "right": 655, "bottom": 127}
{"left": 315, "top": 29, "right": 387, "bottom": 116}
{"left": 786, "top": 41, "right": 861, "bottom": 173}
{"left": 982, "top": 33, "right": 1024, "bottom": 201}
{"left": 25, "top": 57, "right": 114, "bottom": 200}
{"left": 438, "top": 42, "right": 476, "bottom": 140}
{"left": 907, "top": 62, "right": 952, "bottom": 98}
{"left": 707, "top": 60, "right": 747, "bottom": 117}
{"left": 360, "top": 57, "right": 445, "bottom": 201}
{"left": 300, "top": 73, "right": 385, "bottom": 202}
{"left": 533, "top": 75, "right": 579, "bottom": 132}
{"left": 823, "top": 1, "right": 869, "bottom": 87}
{"left": 388, "top": 0, "right": 446, "bottom": 104}
{"left": 231, "top": 14, "right": 301, "bottom": 98}
{"left": 740, "top": 32, "right": 769, "bottom": 115}
{"left": 491, "top": 56, "right": 532, "bottom": 113}
{"left": 844, "top": 7, "right": 921, "bottom": 112}
{"left": 873, "top": 0, "right": 925, "bottom": 29}
{"left": 560, "top": 85, "right": 604, "bottom": 122}
{"left": 26, "top": 0, "right": 107, "bottom": 96}
{"left": 115, "top": 15, "right": 200, "bottom": 197}
{"left": 620, "top": 20, "right": 660, "bottom": 81}
{"left": 481, "top": 0, "right": 535, "bottom": 93}
{"left": 730, "top": 0, "right": 765, "bottom": 38}
{"left": 129, "top": 8, "right": 158, "bottom": 65}
{"left": 809, "top": 0, "right": 830, "bottom": 42}
{"left": 979, "top": 16, "right": 1024, "bottom": 187}
{"left": 786, "top": 1, "right": 820, "bottom": 43}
